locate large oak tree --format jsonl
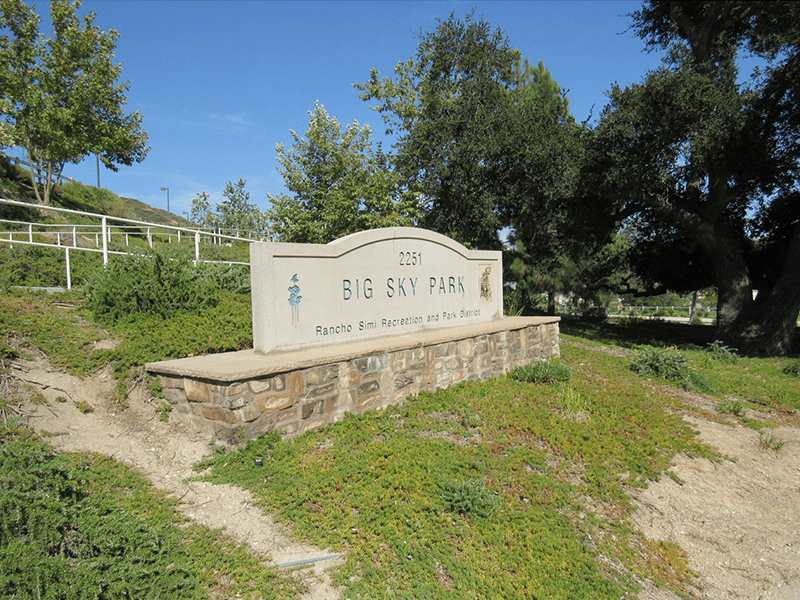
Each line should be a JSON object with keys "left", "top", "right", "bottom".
{"left": 356, "top": 12, "right": 521, "bottom": 250}
{"left": 589, "top": 1, "right": 800, "bottom": 354}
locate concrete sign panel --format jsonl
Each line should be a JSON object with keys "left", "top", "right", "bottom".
{"left": 250, "top": 228, "right": 503, "bottom": 353}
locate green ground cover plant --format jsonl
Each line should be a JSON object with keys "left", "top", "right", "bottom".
{"left": 0, "top": 436, "right": 302, "bottom": 600}
{"left": 686, "top": 351, "right": 800, "bottom": 413}
{"left": 0, "top": 290, "right": 111, "bottom": 376}
{"left": 195, "top": 343, "right": 724, "bottom": 599}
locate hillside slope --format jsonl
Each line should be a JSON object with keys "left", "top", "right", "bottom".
{"left": 0, "top": 153, "right": 189, "bottom": 226}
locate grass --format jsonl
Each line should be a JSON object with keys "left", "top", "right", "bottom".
{"left": 510, "top": 358, "right": 573, "bottom": 383}
{"left": 758, "top": 431, "right": 785, "bottom": 452}
{"left": 561, "top": 318, "right": 800, "bottom": 413}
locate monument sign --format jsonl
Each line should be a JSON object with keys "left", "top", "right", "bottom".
{"left": 250, "top": 228, "right": 503, "bottom": 353}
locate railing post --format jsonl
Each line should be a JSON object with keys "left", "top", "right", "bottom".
{"left": 147, "top": 228, "right": 153, "bottom": 248}
{"left": 101, "top": 217, "right": 108, "bottom": 266}
{"left": 177, "top": 230, "right": 181, "bottom": 243}
{"left": 28, "top": 223, "right": 32, "bottom": 243}
{"left": 194, "top": 231, "right": 200, "bottom": 264}
{"left": 65, "top": 247, "right": 72, "bottom": 291}
{"left": 72, "top": 226, "right": 77, "bottom": 248}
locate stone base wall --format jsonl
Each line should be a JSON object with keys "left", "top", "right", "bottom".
{"left": 150, "top": 318, "right": 559, "bottom": 442}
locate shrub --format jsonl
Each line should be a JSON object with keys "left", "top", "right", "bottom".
{"left": 706, "top": 340, "right": 739, "bottom": 364}
{"left": 630, "top": 347, "right": 716, "bottom": 394}
{"left": 438, "top": 478, "right": 499, "bottom": 518}
{"left": 84, "top": 246, "right": 249, "bottom": 323}
{"left": 510, "top": 360, "right": 573, "bottom": 384}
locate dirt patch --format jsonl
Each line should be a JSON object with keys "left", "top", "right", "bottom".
{"left": 8, "top": 354, "right": 800, "bottom": 600}
{"left": 632, "top": 415, "right": 800, "bottom": 600}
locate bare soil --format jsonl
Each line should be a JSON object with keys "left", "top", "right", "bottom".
{"left": 9, "top": 355, "right": 800, "bottom": 600}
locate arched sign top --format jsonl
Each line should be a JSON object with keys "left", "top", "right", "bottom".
{"left": 250, "top": 228, "right": 503, "bottom": 353}
{"left": 330, "top": 227, "right": 477, "bottom": 259}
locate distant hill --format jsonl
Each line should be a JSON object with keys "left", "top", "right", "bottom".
{"left": 0, "top": 153, "right": 190, "bottom": 227}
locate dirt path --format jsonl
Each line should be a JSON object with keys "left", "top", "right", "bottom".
{"left": 11, "top": 357, "right": 343, "bottom": 600}
{"left": 11, "top": 355, "right": 800, "bottom": 600}
{"left": 632, "top": 414, "right": 800, "bottom": 600}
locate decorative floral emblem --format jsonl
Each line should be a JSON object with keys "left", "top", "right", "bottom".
{"left": 480, "top": 266, "right": 492, "bottom": 301}
{"left": 288, "top": 274, "right": 302, "bottom": 326}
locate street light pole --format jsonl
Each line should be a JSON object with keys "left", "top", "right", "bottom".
{"left": 160, "top": 186, "right": 170, "bottom": 213}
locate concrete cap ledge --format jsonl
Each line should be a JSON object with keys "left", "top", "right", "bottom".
{"left": 146, "top": 316, "right": 559, "bottom": 382}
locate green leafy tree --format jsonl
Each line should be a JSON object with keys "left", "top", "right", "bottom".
{"left": 187, "top": 181, "right": 268, "bottom": 236}
{"left": 588, "top": 0, "right": 800, "bottom": 354}
{"left": 267, "top": 102, "right": 416, "bottom": 243}
{"left": 219, "top": 178, "right": 268, "bottom": 234}
{"left": 357, "top": 12, "right": 584, "bottom": 260}
{"left": 502, "top": 58, "right": 586, "bottom": 312}
{"left": 0, "top": 0, "right": 149, "bottom": 206}
{"left": 186, "top": 191, "right": 215, "bottom": 227}
{"left": 356, "top": 11, "right": 520, "bottom": 249}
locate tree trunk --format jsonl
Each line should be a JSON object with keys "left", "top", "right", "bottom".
{"left": 725, "top": 301, "right": 799, "bottom": 355}
{"left": 698, "top": 220, "right": 755, "bottom": 337}
{"left": 716, "top": 224, "right": 800, "bottom": 355}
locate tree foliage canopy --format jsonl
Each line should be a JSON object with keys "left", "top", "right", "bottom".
{"left": 356, "top": 12, "right": 520, "bottom": 249}
{"left": 0, "top": 0, "right": 149, "bottom": 205}
{"left": 266, "top": 102, "right": 417, "bottom": 243}
{"left": 357, "top": 11, "right": 583, "bottom": 257}
{"left": 187, "top": 179, "right": 268, "bottom": 236}
{"left": 588, "top": 0, "right": 800, "bottom": 354}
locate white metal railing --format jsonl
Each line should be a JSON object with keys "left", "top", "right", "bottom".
{"left": 0, "top": 197, "right": 267, "bottom": 290}
{"left": 4, "top": 155, "right": 75, "bottom": 186}
{"left": 0, "top": 218, "right": 265, "bottom": 249}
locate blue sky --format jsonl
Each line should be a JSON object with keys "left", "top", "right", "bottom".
{"left": 54, "top": 0, "right": 663, "bottom": 219}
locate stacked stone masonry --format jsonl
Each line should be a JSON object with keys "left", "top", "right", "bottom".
{"left": 155, "top": 320, "right": 559, "bottom": 442}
